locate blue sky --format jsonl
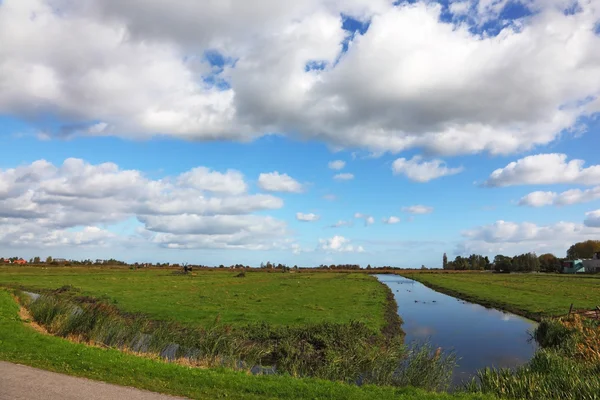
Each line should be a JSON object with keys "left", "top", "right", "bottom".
{"left": 0, "top": 0, "right": 599, "bottom": 267}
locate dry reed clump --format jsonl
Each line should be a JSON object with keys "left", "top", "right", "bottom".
{"left": 557, "top": 314, "right": 600, "bottom": 365}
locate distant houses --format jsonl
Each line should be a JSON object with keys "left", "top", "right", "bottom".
{"left": 563, "top": 252, "right": 600, "bottom": 274}
{"left": 0, "top": 258, "right": 27, "bottom": 265}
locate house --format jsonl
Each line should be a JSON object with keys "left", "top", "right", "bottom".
{"left": 581, "top": 252, "right": 600, "bottom": 274}
{"left": 0, "top": 258, "right": 10, "bottom": 264}
{"left": 563, "top": 259, "right": 585, "bottom": 274}
{"left": 53, "top": 258, "right": 67, "bottom": 264}
{"left": 14, "top": 259, "right": 27, "bottom": 265}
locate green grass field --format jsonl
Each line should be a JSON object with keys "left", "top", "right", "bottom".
{"left": 400, "top": 272, "right": 600, "bottom": 320}
{"left": 0, "top": 289, "right": 494, "bottom": 400}
{"left": 0, "top": 267, "right": 386, "bottom": 330}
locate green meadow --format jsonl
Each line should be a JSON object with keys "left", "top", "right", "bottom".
{"left": 400, "top": 271, "right": 600, "bottom": 320}
{"left": 0, "top": 267, "right": 387, "bottom": 329}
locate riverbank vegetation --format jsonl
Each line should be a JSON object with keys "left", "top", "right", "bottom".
{"left": 15, "top": 286, "right": 456, "bottom": 389}
{"left": 402, "top": 270, "right": 600, "bottom": 398}
{"left": 0, "top": 290, "right": 493, "bottom": 400}
{"left": 466, "top": 315, "right": 600, "bottom": 400}
{"left": 401, "top": 271, "right": 600, "bottom": 321}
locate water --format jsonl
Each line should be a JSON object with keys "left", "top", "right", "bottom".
{"left": 376, "top": 274, "right": 537, "bottom": 386}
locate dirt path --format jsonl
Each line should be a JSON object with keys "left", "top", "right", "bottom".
{"left": 0, "top": 361, "right": 186, "bottom": 400}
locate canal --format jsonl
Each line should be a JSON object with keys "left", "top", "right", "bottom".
{"left": 376, "top": 274, "right": 538, "bottom": 386}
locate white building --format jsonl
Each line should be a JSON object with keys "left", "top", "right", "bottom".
{"left": 582, "top": 252, "right": 600, "bottom": 273}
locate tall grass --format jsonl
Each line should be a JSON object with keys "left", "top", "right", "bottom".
{"left": 21, "top": 290, "right": 455, "bottom": 390}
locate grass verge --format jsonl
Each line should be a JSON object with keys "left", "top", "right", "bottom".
{"left": 0, "top": 289, "right": 492, "bottom": 400}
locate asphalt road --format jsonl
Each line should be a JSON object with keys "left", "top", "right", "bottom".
{"left": 0, "top": 361, "right": 185, "bottom": 400}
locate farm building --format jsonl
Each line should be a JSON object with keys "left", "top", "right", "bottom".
{"left": 13, "top": 259, "right": 27, "bottom": 265}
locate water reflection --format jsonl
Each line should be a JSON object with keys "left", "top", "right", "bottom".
{"left": 376, "top": 274, "right": 537, "bottom": 387}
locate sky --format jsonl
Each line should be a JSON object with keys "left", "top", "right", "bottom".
{"left": 1, "top": 0, "right": 600, "bottom": 268}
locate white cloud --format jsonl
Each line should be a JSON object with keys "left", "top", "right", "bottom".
{"left": 392, "top": 156, "right": 463, "bottom": 182}
{"left": 291, "top": 243, "right": 313, "bottom": 255}
{"left": 330, "top": 220, "right": 353, "bottom": 228}
{"left": 449, "top": 1, "right": 470, "bottom": 15}
{"left": 402, "top": 205, "right": 434, "bottom": 214}
{"left": 296, "top": 212, "right": 320, "bottom": 222}
{"left": 382, "top": 216, "right": 401, "bottom": 224}
{"left": 556, "top": 187, "right": 600, "bottom": 206}
{"left": 519, "top": 186, "right": 600, "bottom": 207}
{"left": 354, "top": 213, "right": 374, "bottom": 226}
{"left": 334, "top": 173, "right": 354, "bottom": 181}
{"left": 584, "top": 210, "right": 600, "bottom": 228}
{"left": 328, "top": 160, "right": 346, "bottom": 170}
{"left": 258, "top": 172, "right": 304, "bottom": 193}
{"left": 518, "top": 191, "right": 557, "bottom": 207}
{"left": 318, "top": 235, "right": 365, "bottom": 253}
{"left": 323, "top": 194, "right": 337, "bottom": 201}
{"left": 0, "top": 158, "right": 286, "bottom": 250}
{"left": 458, "top": 219, "right": 600, "bottom": 257}
{"left": 2, "top": 1, "right": 597, "bottom": 155}
{"left": 485, "top": 154, "right": 600, "bottom": 187}
{"left": 177, "top": 167, "right": 247, "bottom": 195}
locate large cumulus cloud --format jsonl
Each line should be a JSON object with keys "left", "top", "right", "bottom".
{"left": 0, "top": 0, "right": 598, "bottom": 155}
{"left": 0, "top": 158, "right": 287, "bottom": 250}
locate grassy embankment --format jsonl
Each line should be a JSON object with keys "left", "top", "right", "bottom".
{"left": 0, "top": 289, "right": 493, "bottom": 400}
{"left": 400, "top": 271, "right": 600, "bottom": 321}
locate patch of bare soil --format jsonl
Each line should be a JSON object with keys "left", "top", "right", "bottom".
{"left": 12, "top": 294, "right": 49, "bottom": 335}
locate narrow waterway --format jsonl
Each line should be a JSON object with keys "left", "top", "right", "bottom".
{"left": 376, "top": 274, "right": 537, "bottom": 386}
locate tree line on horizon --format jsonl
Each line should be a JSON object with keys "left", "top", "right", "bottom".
{"left": 442, "top": 240, "right": 600, "bottom": 273}
{"left": 3, "top": 241, "right": 598, "bottom": 271}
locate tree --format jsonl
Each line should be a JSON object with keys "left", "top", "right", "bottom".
{"left": 366, "top": 264, "right": 372, "bottom": 270}
{"left": 484, "top": 256, "right": 491, "bottom": 270}
{"left": 46, "top": 256, "right": 53, "bottom": 263}
{"left": 33, "top": 256, "right": 41, "bottom": 264}
{"left": 566, "top": 240, "right": 600, "bottom": 259}
{"left": 443, "top": 253, "right": 448, "bottom": 269}
{"left": 494, "top": 255, "right": 512, "bottom": 272}
{"left": 539, "top": 253, "right": 562, "bottom": 273}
